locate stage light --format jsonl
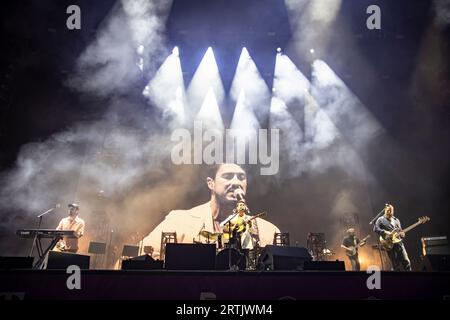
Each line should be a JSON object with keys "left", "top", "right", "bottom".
{"left": 142, "top": 85, "right": 150, "bottom": 96}
{"left": 273, "top": 51, "right": 309, "bottom": 105}
{"left": 187, "top": 47, "right": 225, "bottom": 124}
{"left": 228, "top": 46, "right": 272, "bottom": 165}
{"left": 137, "top": 44, "right": 145, "bottom": 55}
{"left": 230, "top": 90, "right": 261, "bottom": 138}
{"left": 309, "top": 59, "right": 384, "bottom": 173}
{"left": 195, "top": 88, "right": 224, "bottom": 132}
{"left": 143, "top": 46, "right": 186, "bottom": 127}
{"left": 277, "top": 47, "right": 282, "bottom": 53}
{"left": 172, "top": 46, "right": 179, "bottom": 56}
{"left": 284, "top": 0, "right": 342, "bottom": 59}
{"left": 229, "top": 47, "right": 270, "bottom": 129}
{"left": 310, "top": 48, "right": 315, "bottom": 54}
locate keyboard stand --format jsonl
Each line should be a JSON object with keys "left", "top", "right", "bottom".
{"left": 33, "top": 235, "right": 62, "bottom": 269}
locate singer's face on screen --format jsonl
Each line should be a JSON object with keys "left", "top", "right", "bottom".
{"left": 207, "top": 163, "right": 247, "bottom": 204}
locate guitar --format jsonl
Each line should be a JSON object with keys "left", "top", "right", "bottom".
{"left": 344, "top": 235, "right": 371, "bottom": 257}
{"left": 379, "top": 216, "right": 430, "bottom": 251}
{"left": 223, "top": 212, "right": 266, "bottom": 234}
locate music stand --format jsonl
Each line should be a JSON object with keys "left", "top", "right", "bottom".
{"left": 88, "top": 241, "right": 106, "bottom": 269}
{"left": 88, "top": 242, "right": 106, "bottom": 254}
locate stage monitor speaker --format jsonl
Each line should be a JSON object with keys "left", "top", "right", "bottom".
{"left": 421, "top": 254, "right": 450, "bottom": 271}
{"left": 0, "top": 256, "right": 34, "bottom": 269}
{"left": 46, "top": 251, "right": 90, "bottom": 270}
{"left": 121, "top": 245, "right": 139, "bottom": 257}
{"left": 121, "top": 255, "right": 164, "bottom": 270}
{"left": 165, "top": 243, "right": 216, "bottom": 270}
{"left": 303, "top": 260, "right": 346, "bottom": 271}
{"left": 258, "top": 245, "right": 312, "bottom": 271}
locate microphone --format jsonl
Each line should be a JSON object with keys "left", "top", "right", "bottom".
{"left": 37, "top": 203, "right": 61, "bottom": 218}
{"left": 233, "top": 188, "right": 245, "bottom": 202}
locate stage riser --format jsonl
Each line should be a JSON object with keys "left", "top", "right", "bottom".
{"left": 0, "top": 271, "right": 449, "bottom": 300}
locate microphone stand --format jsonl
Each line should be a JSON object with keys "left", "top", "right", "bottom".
{"left": 223, "top": 211, "right": 239, "bottom": 271}
{"left": 369, "top": 205, "right": 388, "bottom": 271}
{"left": 29, "top": 206, "right": 56, "bottom": 257}
{"left": 369, "top": 205, "right": 387, "bottom": 225}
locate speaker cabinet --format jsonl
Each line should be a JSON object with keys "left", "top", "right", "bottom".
{"left": 121, "top": 255, "right": 164, "bottom": 270}
{"left": 164, "top": 243, "right": 216, "bottom": 270}
{"left": 258, "top": 245, "right": 312, "bottom": 270}
{"left": 421, "top": 236, "right": 449, "bottom": 256}
{"left": 46, "top": 251, "right": 90, "bottom": 270}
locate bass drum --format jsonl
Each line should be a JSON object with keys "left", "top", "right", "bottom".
{"left": 216, "top": 248, "right": 246, "bottom": 270}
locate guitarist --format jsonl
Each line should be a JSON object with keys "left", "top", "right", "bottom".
{"left": 341, "top": 228, "right": 366, "bottom": 271}
{"left": 228, "top": 201, "right": 257, "bottom": 242}
{"left": 374, "top": 204, "right": 411, "bottom": 271}
{"left": 221, "top": 200, "right": 260, "bottom": 269}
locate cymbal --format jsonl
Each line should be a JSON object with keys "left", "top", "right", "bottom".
{"left": 199, "top": 230, "right": 222, "bottom": 241}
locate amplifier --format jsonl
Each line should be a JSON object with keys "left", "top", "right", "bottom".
{"left": 421, "top": 236, "right": 449, "bottom": 256}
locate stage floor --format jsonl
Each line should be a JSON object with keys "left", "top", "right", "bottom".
{"left": 1, "top": 270, "right": 449, "bottom": 300}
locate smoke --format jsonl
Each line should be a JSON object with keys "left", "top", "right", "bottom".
{"left": 277, "top": 1, "right": 393, "bottom": 259}
{"left": 67, "top": 0, "right": 173, "bottom": 97}
{"left": 196, "top": 89, "right": 225, "bottom": 132}
{"left": 230, "top": 48, "right": 271, "bottom": 127}
{"left": 143, "top": 48, "right": 186, "bottom": 129}
{"left": 187, "top": 47, "right": 226, "bottom": 126}
{"left": 269, "top": 54, "right": 381, "bottom": 182}
{"left": 0, "top": 97, "right": 201, "bottom": 255}
{"left": 284, "top": 0, "right": 342, "bottom": 60}
{"left": 0, "top": 0, "right": 196, "bottom": 258}
{"left": 433, "top": 0, "right": 450, "bottom": 29}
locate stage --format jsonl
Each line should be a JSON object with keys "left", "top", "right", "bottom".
{"left": 1, "top": 270, "right": 449, "bottom": 300}
{"left": 1, "top": 1, "right": 450, "bottom": 306}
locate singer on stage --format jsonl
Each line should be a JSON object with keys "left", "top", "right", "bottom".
{"left": 54, "top": 203, "right": 85, "bottom": 253}
{"left": 141, "top": 163, "right": 280, "bottom": 259}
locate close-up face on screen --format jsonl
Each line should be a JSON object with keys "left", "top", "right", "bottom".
{"left": 0, "top": 0, "right": 449, "bottom": 307}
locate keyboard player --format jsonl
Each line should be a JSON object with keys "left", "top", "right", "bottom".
{"left": 54, "top": 203, "right": 85, "bottom": 253}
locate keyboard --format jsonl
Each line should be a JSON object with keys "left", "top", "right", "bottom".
{"left": 16, "top": 229, "right": 77, "bottom": 239}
